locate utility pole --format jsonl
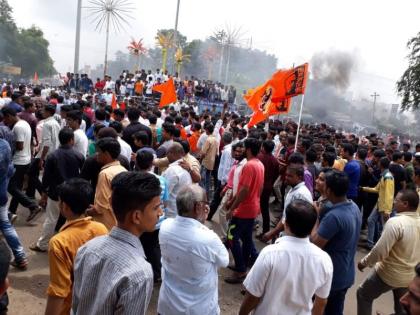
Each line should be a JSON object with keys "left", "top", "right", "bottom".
{"left": 73, "top": 0, "right": 82, "bottom": 74}
{"left": 172, "top": 0, "right": 181, "bottom": 75}
{"left": 371, "top": 92, "right": 379, "bottom": 124}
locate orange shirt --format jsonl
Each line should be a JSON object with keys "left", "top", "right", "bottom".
{"left": 176, "top": 124, "right": 188, "bottom": 140}
{"left": 134, "top": 81, "right": 144, "bottom": 94}
{"left": 47, "top": 217, "right": 108, "bottom": 315}
{"left": 188, "top": 131, "right": 201, "bottom": 154}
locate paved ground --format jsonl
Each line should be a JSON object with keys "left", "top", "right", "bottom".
{"left": 4, "top": 206, "right": 395, "bottom": 315}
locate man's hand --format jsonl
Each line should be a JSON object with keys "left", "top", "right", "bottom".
{"left": 38, "top": 159, "right": 44, "bottom": 170}
{"left": 358, "top": 261, "right": 366, "bottom": 272}
{"left": 39, "top": 193, "right": 48, "bottom": 208}
{"left": 179, "top": 159, "right": 192, "bottom": 173}
{"left": 382, "top": 212, "right": 390, "bottom": 222}
{"left": 261, "top": 230, "right": 275, "bottom": 242}
{"left": 130, "top": 152, "right": 136, "bottom": 162}
{"left": 313, "top": 201, "right": 321, "bottom": 215}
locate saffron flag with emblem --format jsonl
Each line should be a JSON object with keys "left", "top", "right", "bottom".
{"left": 246, "top": 63, "right": 309, "bottom": 127}
{"left": 152, "top": 77, "right": 177, "bottom": 108}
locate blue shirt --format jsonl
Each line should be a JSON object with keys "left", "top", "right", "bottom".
{"left": 318, "top": 200, "right": 361, "bottom": 291}
{"left": 151, "top": 172, "right": 169, "bottom": 230}
{"left": 344, "top": 159, "right": 361, "bottom": 198}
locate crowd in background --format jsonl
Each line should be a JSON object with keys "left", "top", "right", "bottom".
{"left": 0, "top": 70, "right": 419, "bottom": 315}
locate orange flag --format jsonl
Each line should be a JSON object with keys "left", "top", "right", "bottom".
{"left": 111, "top": 93, "right": 118, "bottom": 109}
{"left": 33, "top": 72, "right": 39, "bottom": 83}
{"left": 152, "top": 78, "right": 177, "bottom": 108}
{"left": 271, "top": 63, "right": 309, "bottom": 102}
{"left": 245, "top": 63, "right": 308, "bottom": 127}
{"left": 247, "top": 98, "right": 291, "bottom": 128}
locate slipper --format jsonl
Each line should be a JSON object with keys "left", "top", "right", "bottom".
{"left": 10, "top": 258, "right": 28, "bottom": 271}
{"left": 26, "top": 206, "right": 42, "bottom": 222}
{"left": 224, "top": 275, "right": 246, "bottom": 284}
{"left": 29, "top": 244, "right": 47, "bottom": 253}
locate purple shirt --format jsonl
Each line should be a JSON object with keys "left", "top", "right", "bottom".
{"left": 304, "top": 168, "right": 314, "bottom": 197}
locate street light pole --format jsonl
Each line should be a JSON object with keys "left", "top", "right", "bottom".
{"left": 172, "top": 0, "right": 181, "bottom": 75}
{"left": 371, "top": 92, "right": 379, "bottom": 124}
{"left": 103, "top": 10, "right": 110, "bottom": 77}
{"left": 73, "top": 0, "right": 82, "bottom": 74}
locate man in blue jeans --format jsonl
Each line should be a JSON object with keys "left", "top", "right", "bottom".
{"left": 312, "top": 169, "right": 361, "bottom": 315}
{"left": 0, "top": 139, "right": 28, "bottom": 271}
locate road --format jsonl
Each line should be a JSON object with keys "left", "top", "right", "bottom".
{"left": 4, "top": 207, "right": 395, "bottom": 315}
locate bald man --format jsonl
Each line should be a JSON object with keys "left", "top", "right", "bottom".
{"left": 162, "top": 143, "right": 193, "bottom": 218}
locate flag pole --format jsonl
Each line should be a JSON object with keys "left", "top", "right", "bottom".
{"left": 294, "top": 94, "right": 305, "bottom": 151}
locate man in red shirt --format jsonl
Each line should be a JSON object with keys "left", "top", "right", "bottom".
{"left": 225, "top": 137, "right": 265, "bottom": 284}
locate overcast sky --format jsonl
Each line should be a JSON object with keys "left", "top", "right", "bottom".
{"left": 8, "top": 0, "right": 420, "bottom": 97}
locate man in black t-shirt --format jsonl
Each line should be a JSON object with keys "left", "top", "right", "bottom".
{"left": 388, "top": 151, "right": 406, "bottom": 196}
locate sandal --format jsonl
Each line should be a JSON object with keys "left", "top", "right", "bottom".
{"left": 29, "top": 244, "right": 47, "bottom": 253}
{"left": 26, "top": 206, "right": 42, "bottom": 222}
{"left": 10, "top": 258, "right": 28, "bottom": 271}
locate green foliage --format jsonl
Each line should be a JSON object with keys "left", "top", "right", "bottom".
{"left": 397, "top": 32, "right": 420, "bottom": 111}
{"left": 0, "top": 0, "right": 55, "bottom": 78}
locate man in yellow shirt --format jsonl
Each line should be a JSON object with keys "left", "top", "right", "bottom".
{"left": 87, "top": 137, "right": 127, "bottom": 230}
{"left": 357, "top": 189, "right": 420, "bottom": 315}
{"left": 45, "top": 178, "right": 107, "bottom": 315}
{"left": 361, "top": 157, "right": 395, "bottom": 250}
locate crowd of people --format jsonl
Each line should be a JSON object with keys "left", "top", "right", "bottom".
{"left": 0, "top": 71, "right": 419, "bottom": 315}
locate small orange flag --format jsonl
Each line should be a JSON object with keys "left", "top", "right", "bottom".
{"left": 33, "top": 72, "right": 39, "bottom": 83}
{"left": 111, "top": 93, "right": 118, "bottom": 109}
{"left": 152, "top": 78, "right": 177, "bottom": 108}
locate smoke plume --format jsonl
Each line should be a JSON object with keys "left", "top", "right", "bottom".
{"left": 311, "top": 49, "right": 358, "bottom": 91}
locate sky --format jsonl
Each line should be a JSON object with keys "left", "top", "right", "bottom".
{"left": 7, "top": 0, "right": 420, "bottom": 102}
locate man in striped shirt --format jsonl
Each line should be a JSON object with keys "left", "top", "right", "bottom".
{"left": 72, "top": 172, "right": 163, "bottom": 315}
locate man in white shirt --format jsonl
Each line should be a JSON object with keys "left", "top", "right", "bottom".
{"left": 1, "top": 107, "right": 41, "bottom": 222}
{"left": 36, "top": 104, "right": 61, "bottom": 170}
{"left": 109, "top": 121, "right": 132, "bottom": 162}
{"left": 104, "top": 76, "right": 115, "bottom": 91}
{"left": 66, "top": 110, "right": 88, "bottom": 157}
{"left": 102, "top": 88, "right": 113, "bottom": 106}
{"left": 263, "top": 165, "right": 313, "bottom": 242}
{"left": 162, "top": 143, "right": 192, "bottom": 218}
{"left": 158, "top": 184, "right": 229, "bottom": 315}
{"left": 240, "top": 200, "right": 333, "bottom": 315}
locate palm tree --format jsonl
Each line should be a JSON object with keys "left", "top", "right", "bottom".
{"left": 156, "top": 31, "right": 175, "bottom": 72}
{"left": 127, "top": 38, "right": 147, "bottom": 71}
{"left": 174, "top": 47, "right": 190, "bottom": 77}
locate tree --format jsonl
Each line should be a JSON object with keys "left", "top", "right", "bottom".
{"left": 156, "top": 30, "right": 175, "bottom": 72}
{"left": 15, "top": 26, "right": 55, "bottom": 77}
{"left": 0, "top": 0, "right": 55, "bottom": 78}
{"left": 397, "top": 32, "right": 420, "bottom": 110}
{"left": 174, "top": 47, "right": 190, "bottom": 77}
{"left": 127, "top": 38, "right": 147, "bottom": 71}
{"left": 0, "top": 0, "right": 18, "bottom": 64}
